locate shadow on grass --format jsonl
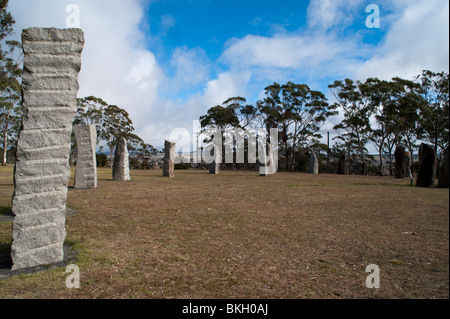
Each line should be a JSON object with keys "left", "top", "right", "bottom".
{"left": 0, "top": 243, "right": 12, "bottom": 270}
{"left": 352, "top": 182, "right": 413, "bottom": 187}
{"left": 0, "top": 243, "right": 78, "bottom": 279}
{"left": 0, "top": 205, "right": 13, "bottom": 222}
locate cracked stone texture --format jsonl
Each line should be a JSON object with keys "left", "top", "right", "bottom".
{"left": 74, "top": 125, "right": 97, "bottom": 189}
{"left": 112, "top": 137, "right": 130, "bottom": 182}
{"left": 11, "top": 28, "right": 84, "bottom": 270}
{"left": 163, "top": 140, "right": 176, "bottom": 178}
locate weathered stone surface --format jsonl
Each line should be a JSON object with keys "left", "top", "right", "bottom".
{"left": 404, "top": 152, "right": 412, "bottom": 178}
{"left": 438, "top": 147, "right": 449, "bottom": 188}
{"left": 309, "top": 151, "right": 319, "bottom": 174}
{"left": 163, "top": 140, "right": 176, "bottom": 178}
{"left": 394, "top": 146, "right": 406, "bottom": 179}
{"left": 337, "top": 150, "right": 349, "bottom": 175}
{"left": 11, "top": 28, "right": 84, "bottom": 270}
{"left": 416, "top": 143, "right": 437, "bottom": 188}
{"left": 74, "top": 125, "right": 97, "bottom": 189}
{"left": 112, "top": 137, "right": 130, "bottom": 182}
{"left": 210, "top": 146, "right": 221, "bottom": 174}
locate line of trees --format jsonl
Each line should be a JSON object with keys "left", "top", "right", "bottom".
{"left": 1, "top": 1, "right": 448, "bottom": 174}
{"left": 199, "top": 71, "right": 449, "bottom": 175}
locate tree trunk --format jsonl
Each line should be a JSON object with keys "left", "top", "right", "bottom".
{"left": 2, "top": 131, "right": 7, "bottom": 166}
{"left": 109, "top": 147, "right": 114, "bottom": 168}
{"left": 378, "top": 146, "right": 384, "bottom": 176}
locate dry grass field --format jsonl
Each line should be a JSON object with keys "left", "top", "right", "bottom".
{"left": 0, "top": 166, "right": 448, "bottom": 299}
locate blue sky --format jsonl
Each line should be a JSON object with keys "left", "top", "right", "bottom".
{"left": 7, "top": 0, "right": 450, "bottom": 150}
{"left": 145, "top": 0, "right": 387, "bottom": 101}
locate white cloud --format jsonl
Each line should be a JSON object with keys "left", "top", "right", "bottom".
{"left": 306, "top": 0, "right": 362, "bottom": 32}
{"left": 8, "top": 0, "right": 165, "bottom": 144}
{"left": 169, "top": 46, "right": 210, "bottom": 92}
{"left": 220, "top": 33, "right": 367, "bottom": 80}
{"left": 6, "top": 0, "right": 449, "bottom": 151}
{"left": 160, "top": 14, "right": 176, "bottom": 34}
{"left": 356, "top": 0, "right": 449, "bottom": 81}
{"left": 139, "top": 71, "right": 252, "bottom": 149}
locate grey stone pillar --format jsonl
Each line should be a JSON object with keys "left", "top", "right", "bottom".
{"left": 210, "top": 147, "right": 220, "bottom": 174}
{"left": 337, "top": 150, "right": 349, "bottom": 175}
{"left": 74, "top": 125, "right": 97, "bottom": 189}
{"left": 309, "top": 151, "right": 319, "bottom": 174}
{"left": 260, "top": 143, "right": 274, "bottom": 176}
{"left": 416, "top": 143, "right": 437, "bottom": 188}
{"left": 112, "top": 137, "right": 130, "bottom": 181}
{"left": 394, "top": 145, "right": 406, "bottom": 179}
{"left": 163, "top": 140, "right": 176, "bottom": 177}
{"left": 404, "top": 152, "right": 412, "bottom": 178}
{"left": 11, "top": 28, "right": 84, "bottom": 270}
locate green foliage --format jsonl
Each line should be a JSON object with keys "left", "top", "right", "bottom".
{"left": 0, "top": 0, "right": 21, "bottom": 165}
{"left": 416, "top": 70, "right": 449, "bottom": 156}
{"left": 96, "top": 153, "right": 108, "bottom": 167}
{"left": 174, "top": 163, "right": 191, "bottom": 170}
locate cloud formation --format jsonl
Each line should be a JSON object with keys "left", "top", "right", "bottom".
{"left": 7, "top": 0, "right": 449, "bottom": 150}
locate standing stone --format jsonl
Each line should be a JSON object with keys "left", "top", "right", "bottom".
{"left": 438, "top": 147, "right": 449, "bottom": 188}
{"left": 309, "top": 151, "right": 319, "bottom": 174}
{"left": 337, "top": 150, "right": 349, "bottom": 175}
{"left": 163, "top": 140, "right": 176, "bottom": 177}
{"left": 260, "top": 143, "right": 274, "bottom": 176}
{"left": 416, "top": 143, "right": 437, "bottom": 188}
{"left": 394, "top": 146, "right": 406, "bottom": 179}
{"left": 210, "top": 147, "right": 220, "bottom": 174}
{"left": 404, "top": 152, "right": 412, "bottom": 178}
{"left": 11, "top": 28, "right": 84, "bottom": 270}
{"left": 112, "top": 137, "right": 130, "bottom": 181}
{"left": 74, "top": 125, "right": 97, "bottom": 189}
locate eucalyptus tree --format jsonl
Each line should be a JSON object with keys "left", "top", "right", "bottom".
{"left": 329, "top": 79, "right": 374, "bottom": 175}
{"left": 101, "top": 104, "right": 135, "bottom": 167}
{"left": 74, "top": 96, "right": 108, "bottom": 143}
{"left": 416, "top": 70, "right": 449, "bottom": 158}
{"left": 0, "top": 0, "right": 21, "bottom": 165}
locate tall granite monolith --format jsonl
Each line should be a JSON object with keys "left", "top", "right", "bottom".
{"left": 309, "top": 151, "right": 319, "bottom": 174}
{"left": 337, "top": 150, "right": 349, "bottom": 175}
{"left": 163, "top": 140, "right": 176, "bottom": 177}
{"left": 74, "top": 125, "right": 97, "bottom": 189}
{"left": 210, "top": 146, "right": 221, "bottom": 174}
{"left": 394, "top": 146, "right": 406, "bottom": 179}
{"left": 112, "top": 137, "right": 130, "bottom": 181}
{"left": 11, "top": 28, "right": 84, "bottom": 270}
{"left": 438, "top": 147, "right": 449, "bottom": 188}
{"left": 404, "top": 152, "right": 412, "bottom": 178}
{"left": 416, "top": 143, "right": 437, "bottom": 188}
